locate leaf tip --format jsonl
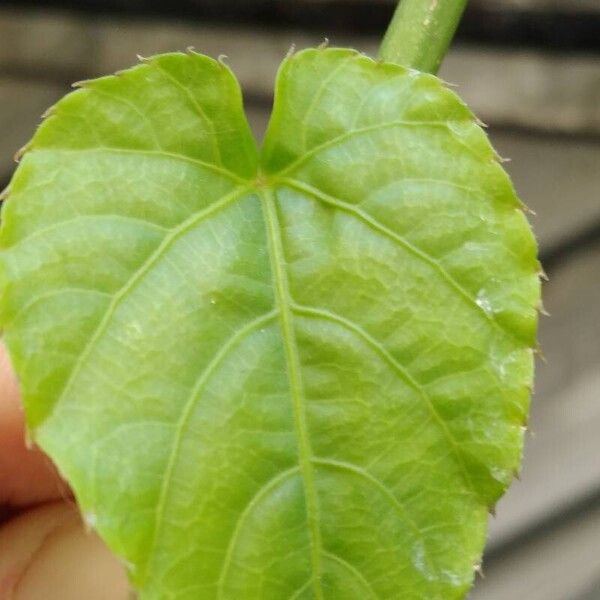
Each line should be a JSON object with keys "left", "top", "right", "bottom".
{"left": 24, "top": 425, "right": 40, "bottom": 451}
{"left": 41, "top": 105, "right": 56, "bottom": 120}
{"left": 438, "top": 76, "right": 459, "bottom": 88}
{"left": 488, "top": 504, "right": 497, "bottom": 517}
{"left": 120, "top": 558, "right": 137, "bottom": 578}
{"left": 286, "top": 43, "right": 297, "bottom": 59}
{"left": 533, "top": 344, "right": 546, "bottom": 363}
{"left": 218, "top": 54, "right": 229, "bottom": 66}
{"left": 520, "top": 203, "right": 536, "bottom": 216}
{"left": 83, "top": 511, "right": 98, "bottom": 532}
{"left": 71, "top": 79, "right": 93, "bottom": 89}
{"left": 473, "top": 563, "right": 485, "bottom": 579}
{"left": 318, "top": 38, "right": 330, "bottom": 50}
{"left": 536, "top": 300, "right": 550, "bottom": 317}
{"left": 13, "top": 144, "right": 29, "bottom": 163}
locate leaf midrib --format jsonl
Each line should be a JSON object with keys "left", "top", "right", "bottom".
{"left": 260, "top": 187, "right": 325, "bottom": 600}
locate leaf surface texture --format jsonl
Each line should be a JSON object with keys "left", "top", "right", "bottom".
{"left": 0, "top": 49, "right": 539, "bottom": 599}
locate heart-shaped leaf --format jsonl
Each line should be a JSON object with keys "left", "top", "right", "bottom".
{"left": 0, "top": 49, "right": 539, "bottom": 599}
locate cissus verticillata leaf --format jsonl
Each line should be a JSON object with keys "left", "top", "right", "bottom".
{"left": 0, "top": 49, "right": 539, "bottom": 599}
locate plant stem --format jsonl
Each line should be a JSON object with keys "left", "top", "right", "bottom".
{"left": 379, "top": 0, "right": 468, "bottom": 74}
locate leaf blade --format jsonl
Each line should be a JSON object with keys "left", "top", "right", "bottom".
{"left": 0, "top": 48, "right": 539, "bottom": 599}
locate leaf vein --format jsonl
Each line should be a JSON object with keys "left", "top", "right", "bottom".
{"left": 146, "top": 309, "right": 280, "bottom": 579}
{"left": 291, "top": 303, "right": 478, "bottom": 500}
{"left": 217, "top": 465, "right": 301, "bottom": 597}
{"left": 287, "top": 580, "right": 312, "bottom": 600}
{"left": 33, "top": 147, "right": 246, "bottom": 185}
{"left": 311, "top": 458, "right": 424, "bottom": 543}
{"left": 7, "top": 214, "right": 168, "bottom": 251}
{"left": 322, "top": 550, "right": 379, "bottom": 600}
{"left": 277, "top": 120, "right": 482, "bottom": 177}
{"left": 299, "top": 54, "right": 357, "bottom": 154}
{"left": 44, "top": 184, "right": 251, "bottom": 429}
{"left": 283, "top": 177, "right": 520, "bottom": 344}
{"left": 88, "top": 86, "right": 165, "bottom": 151}
{"left": 6, "top": 287, "right": 111, "bottom": 328}
{"left": 153, "top": 61, "right": 224, "bottom": 167}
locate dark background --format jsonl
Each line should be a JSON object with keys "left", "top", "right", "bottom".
{"left": 1, "top": 1, "right": 599, "bottom": 597}
{"left": 2, "top": 0, "right": 600, "bottom": 51}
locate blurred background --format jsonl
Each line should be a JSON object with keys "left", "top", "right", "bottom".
{"left": 0, "top": 0, "right": 598, "bottom": 598}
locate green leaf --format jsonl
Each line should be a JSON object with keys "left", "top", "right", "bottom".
{"left": 0, "top": 49, "right": 539, "bottom": 599}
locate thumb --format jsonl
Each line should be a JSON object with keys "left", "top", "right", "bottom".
{"left": 0, "top": 502, "right": 131, "bottom": 599}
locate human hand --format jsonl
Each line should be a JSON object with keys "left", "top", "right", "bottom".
{"left": 0, "top": 345, "right": 131, "bottom": 599}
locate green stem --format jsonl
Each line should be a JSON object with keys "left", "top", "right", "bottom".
{"left": 379, "top": 0, "right": 468, "bottom": 74}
